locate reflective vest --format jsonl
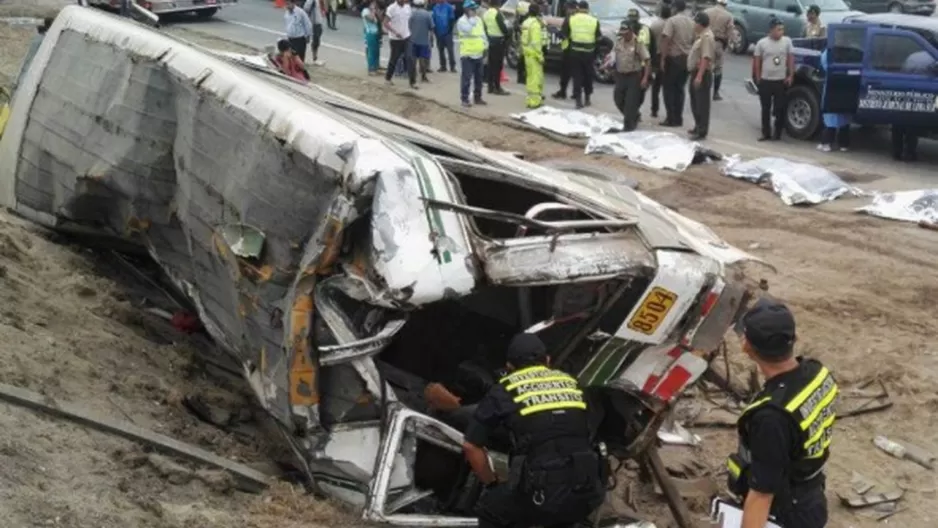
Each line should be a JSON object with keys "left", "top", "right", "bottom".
{"left": 459, "top": 17, "right": 487, "bottom": 57}
{"left": 483, "top": 7, "right": 504, "bottom": 38}
{"left": 727, "top": 359, "right": 838, "bottom": 501}
{"left": 568, "top": 12, "right": 599, "bottom": 52}
{"left": 637, "top": 24, "right": 650, "bottom": 48}
{"left": 521, "top": 16, "right": 543, "bottom": 54}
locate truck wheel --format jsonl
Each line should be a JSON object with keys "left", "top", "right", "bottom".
{"left": 196, "top": 7, "right": 218, "bottom": 17}
{"left": 784, "top": 84, "right": 820, "bottom": 140}
{"left": 730, "top": 22, "right": 748, "bottom": 55}
{"left": 593, "top": 41, "right": 614, "bottom": 84}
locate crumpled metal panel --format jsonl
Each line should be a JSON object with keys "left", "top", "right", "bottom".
{"left": 0, "top": 6, "right": 412, "bottom": 427}
{"left": 585, "top": 131, "right": 707, "bottom": 172}
{"left": 721, "top": 156, "right": 858, "bottom": 206}
{"left": 856, "top": 189, "right": 938, "bottom": 224}
{"left": 510, "top": 106, "right": 623, "bottom": 138}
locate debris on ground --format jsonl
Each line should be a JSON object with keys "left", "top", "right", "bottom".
{"left": 857, "top": 189, "right": 938, "bottom": 226}
{"left": 510, "top": 105, "right": 623, "bottom": 138}
{"left": 721, "top": 156, "right": 859, "bottom": 205}
{"left": 586, "top": 131, "right": 721, "bottom": 172}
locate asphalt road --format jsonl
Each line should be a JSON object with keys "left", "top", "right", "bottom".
{"left": 168, "top": 0, "right": 937, "bottom": 189}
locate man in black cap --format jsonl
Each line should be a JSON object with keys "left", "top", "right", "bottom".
{"left": 727, "top": 298, "right": 838, "bottom": 528}
{"left": 464, "top": 333, "right": 605, "bottom": 528}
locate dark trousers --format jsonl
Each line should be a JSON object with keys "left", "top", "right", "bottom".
{"left": 460, "top": 56, "right": 484, "bottom": 103}
{"left": 821, "top": 125, "right": 850, "bottom": 149}
{"left": 662, "top": 54, "right": 688, "bottom": 125}
{"left": 689, "top": 69, "right": 713, "bottom": 137}
{"left": 436, "top": 32, "right": 456, "bottom": 70}
{"left": 386, "top": 38, "right": 416, "bottom": 84}
{"left": 288, "top": 36, "right": 308, "bottom": 62}
{"left": 476, "top": 477, "right": 605, "bottom": 528}
{"left": 517, "top": 48, "right": 527, "bottom": 83}
{"left": 774, "top": 480, "right": 828, "bottom": 528}
{"left": 641, "top": 67, "right": 662, "bottom": 116}
{"left": 758, "top": 79, "right": 786, "bottom": 138}
{"left": 312, "top": 23, "right": 323, "bottom": 57}
{"left": 613, "top": 71, "right": 642, "bottom": 131}
{"left": 487, "top": 37, "right": 506, "bottom": 91}
{"left": 570, "top": 50, "right": 594, "bottom": 101}
{"left": 557, "top": 49, "right": 571, "bottom": 94}
{"left": 326, "top": 6, "right": 337, "bottom": 29}
{"left": 891, "top": 126, "right": 920, "bottom": 160}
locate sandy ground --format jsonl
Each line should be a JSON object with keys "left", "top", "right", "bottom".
{"left": 2, "top": 14, "right": 937, "bottom": 528}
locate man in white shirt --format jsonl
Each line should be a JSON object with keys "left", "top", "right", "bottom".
{"left": 303, "top": 0, "right": 327, "bottom": 65}
{"left": 384, "top": 0, "right": 418, "bottom": 89}
{"left": 284, "top": 0, "right": 313, "bottom": 63}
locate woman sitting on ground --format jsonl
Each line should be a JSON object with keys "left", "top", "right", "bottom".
{"left": 271, "top": 39, "right": 310, "bottom": 82}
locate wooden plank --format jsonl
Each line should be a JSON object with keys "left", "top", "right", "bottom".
{"left": 0, "top": 382, "right": 270, "bottom": 492}
{"left": 645, "top": 446, "right": 696, "bottom": 528}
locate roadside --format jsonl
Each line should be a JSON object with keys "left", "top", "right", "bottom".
{"left": 165, "top": 26, "right": 938, "bottom": 528}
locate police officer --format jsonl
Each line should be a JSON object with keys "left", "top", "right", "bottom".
{"left": 465, "top": 333, "right": 606, "bottom": 528}
{"left": 551, "top": 0, "right": 579, "bottom": 100}
{"left": 561, "top": 0, "right": 601, "bottom": 108}
{"left": 658, "top": 0, "right": 695, "bottom": 127}
{"left": 803, "top": 5, "right": 826, "bottom": 38}
{"left": 687, "top": 11, "right": 715, "bottom": 140}
{"left": 704, "top": 0, "right": 734, "bottom": 101}
{"left": 727, "top": 298, "right": 837, "bottom": 528}
{"left": 611, "top": 21, "right": 650, "bottom": 131}
{"left": 753, "top": 18, "right": 793, "bottom": 140}
{"left": 647, "top": 4, "right": 671, "bottom": 119}
{"left": 483, "top": 0, "right": 512, "bottom": 95}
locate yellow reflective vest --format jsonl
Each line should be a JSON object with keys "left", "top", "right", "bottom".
{"left": 568, "top": 12, "right": 599, "bottom": 52}
{"left": 521, "top": 16, "right": 544, "bottom": 59}
{"left": 483, "top": 7, "right": 504, "bottom": 38}
{"left": 637, "top": 24, "right": 650, "bottom": 48}
{"left": 459, "top": 17, "right": 487, "bottom": 57}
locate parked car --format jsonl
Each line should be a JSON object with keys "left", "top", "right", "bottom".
{"left": 849, "top": 0, "right": 936, "bottom": 16}
{"left": 501, "top": 0, "right": 658, "bottom": 83}
{"left": 726, "top": 0, "right": 864, "bottom": 54}
{"left": 5, "top": 6, "right": 770, "bottom": 526}
{"left": 777, "top": 14, "right": 938, "bottom": 139}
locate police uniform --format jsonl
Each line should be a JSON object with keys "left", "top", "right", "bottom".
{"left": 612, "top": 22, "right": 650, "bottom": 131}
{"left": 659, "top": 0, "right": 696, "bottom": 126}
{"left": 703, "top": 0, "right": 734, "bottom": 100}
{"left": 647, "top": 12, "right": 669, "bottom": 118}
{"left": 468, "top": 334, "right": 605, "bottom": 528}
{"left": 687, "top": 13, "right": 715, "bottom": 139}
{"left": 562, "top": 1, "right": 601, "bottom": 108}
{"left": 483, "top": 1, "right": 511, "bottom": 94}
{"left": 551, "top": 1, "right": 578, "bottom": 100}
{"left": 727, "top": 299, "right": 837, "bottom": 528}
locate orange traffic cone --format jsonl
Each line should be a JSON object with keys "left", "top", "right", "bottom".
{"left": 274, "top": 0, "right": 285, "bottom": 7}
{"left": 500, "top": 69, "right": 509, "bottom": 85}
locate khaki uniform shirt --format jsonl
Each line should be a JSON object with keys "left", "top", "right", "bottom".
{"left": 614, "top": 37, "right": 650, "bottom": 73}
{"left": 649, "top": 18, "right": 666, "bottom": 59}
{"left": 661, "top": 12, "right": 696, "bottom": 56}
{"left": 704, "top": 5, "right": 734, "bottom": 68}
{"left": 688, "top": 29, "right": 716, "bottom": 72}
{"left": 804, "top": 21, "right": 826, "bottom": 38}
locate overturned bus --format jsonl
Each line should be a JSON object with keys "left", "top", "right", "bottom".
{"left": 0, "top": 6, "right": 771, "bottom": 526}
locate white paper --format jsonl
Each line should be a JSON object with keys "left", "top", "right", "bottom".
{"left": 710, "top": 498, "right": 783, "bottom": 528}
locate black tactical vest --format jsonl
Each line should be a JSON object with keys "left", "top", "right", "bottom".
{"left": 498, "top": 365, "right": 592, "bottom": 458}
{"left": 727, "top": 358, "right": 838, "bottom": 496}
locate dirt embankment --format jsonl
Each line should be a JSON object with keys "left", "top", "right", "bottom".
{"left": 1, "top": 17, "right": 936, "bottom": 528}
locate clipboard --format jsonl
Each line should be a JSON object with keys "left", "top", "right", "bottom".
{"left": 709, "top": 497, "right": 783, "bottom": 528}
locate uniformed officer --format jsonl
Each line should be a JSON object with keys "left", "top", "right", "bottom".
{"left": 626, "top": 8, "right": 651, "bottom": 50}
{"left": 483, "top": 0, "right": 512, "bottom": 95}
{"left": 753, "top": 18, "right": 793, "bottom": 140}
{"left": 611, "top": 20, "right": 650, "bottom": 131}
{"left": 704, "top": 0, "right": 734, "bottom": 101}
{"left": 727, "top": 298, "right": 838, "bottom": 528}
{"left": 551, "top": 0, "right": 579, "bottom": 100}
{"left": 521, "top": 3, "right": 546, "bottom": 108}
{"left": 561, "top": 0, "right": 601, "bottom": 108}
{"left": 515, "top": 0, "right": 532, "bottom": 83}
{"left": 465, "top": 333, "right": 606, "bottom": 528}
{"left": 658, "top": 0, "right": 696, "bottom": 127}
{"left": 803, "top": 5, "right": 826, "bottom": 38}
{"left": 647, "top": 4, "right": 671, "bottom": 118}
{"left": 687, "top": 11, "right": 715, "bottom": 140}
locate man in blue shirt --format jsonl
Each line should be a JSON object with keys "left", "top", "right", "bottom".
{"left": 284, "top": 0, "right": 313, "bottom": 62}
{"left": 432, "top": 0, "right": 457, "bottom": 72}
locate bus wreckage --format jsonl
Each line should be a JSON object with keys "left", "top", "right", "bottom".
{"left": 0, "top": 6, "right": 771, "bottom": 526}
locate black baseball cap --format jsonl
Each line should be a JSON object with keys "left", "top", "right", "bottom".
{"left": 506, "top": 333, "right": 548, "bottom": 367}
{"left": 736, "top": 298, "right": 796, "bottom": 359}
{"left": 577, "top": 0, "right": 590, "bottom": 9}
{"left": 770, "top": 17, "right": 784, "bottom": 27}
{"left": 694, "top": 11, "right": 709, "bottom": 27}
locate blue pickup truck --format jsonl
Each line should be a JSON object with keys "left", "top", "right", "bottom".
{"left": 777, "top": 13, "right": 938, "bottom": 140}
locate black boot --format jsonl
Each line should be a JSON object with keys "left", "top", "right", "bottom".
{"left": 713, "top": 74, "right": 723, "bottom": 101}
{"left": 584, "top": 95, "right": 592, "bottom": 107}
{"left": 551, "top": 90, "right": 567, "bottom": 100}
